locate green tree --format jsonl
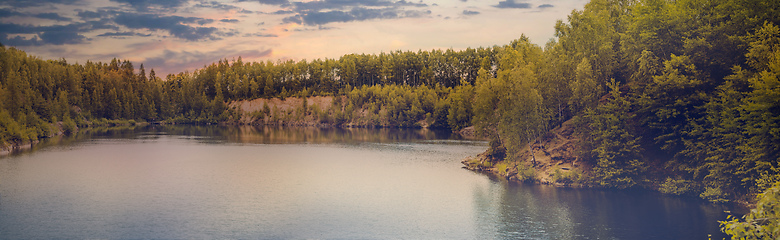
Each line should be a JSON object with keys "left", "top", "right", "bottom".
{"left": 582, "top": 80, "right": 644, "bottom": 189}
{"left": 569, "top": 57, "right": 602, "bottom": 114}
{"left": 447, "top": 83, "right": 474, "bottom": 131}
{"left": 638, "top": 54, "right": 705, "bottom": 153}
{"left": 473, "top": 42, "right": 547, "bottom": 162}
{"left": 738, "top": 24, "right": 780, "bottom": 193}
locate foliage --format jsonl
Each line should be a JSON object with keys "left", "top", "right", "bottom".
{"left": 0, "top": 42, "right": 509, "bottom": 146}
{"left": 515, "top": 163, "right": 537, "bottom": 182}
{"left": 721, "top": 181, "right": 780, "bottom": 239}
{"left": 569, "top": 58, "right": 602, "bottom": 114}
{"left": 495, "top": 162, "right": 510, "bottom": 177}
{"left": 0, "top": 108, "right": 28, "bottom": 144}
{"left": 484, "top": 138, "right": 507, "bottom": 161}
{"left": 337, "top": 84, "right": 438, "bottom": 127}
{"left": 551, "top": 167, "right": 582, "bottom": 185}
{"left": 61, "top": 115, "right": 77, "bottom": 136}
{"left": 473, "top": 37, "right": 547, "bottom": 161}
{"left": 580, "top": 80, "right": 645, "bottom": 189}
{"left": 447, "top": 84, "right": 474, "bottom": 131}
{"left": 756, "top": 167, "right": 780, "bottom": 192}
{"left": 659, "top": 177, "right": 697, "bottom": 195}
{"left": 461, "top": 157, "right": 482, "bottom": 169}
{"left": 700, "top": 187, "right": 730, "bottom": 204}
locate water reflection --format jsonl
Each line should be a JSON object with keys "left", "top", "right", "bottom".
{"left": 2, "top": 125, "right": 474, "bottom": 158}
{"left": 0, "top": 129, "right": 489, "bottom": 239}
{"left": 0, "top": 125, "right": 741, "bottom": 239}
{"left": 473, "top": 176, "right": 737, "bottom": 240}
{"left": 228, "top": 126, "right": 467, "bottom": 144}
{"left": 136, "top": 125, "right": 468, "bottom": 144}
{"left": 1, "top": 125, "right": 150, "bottom": 158}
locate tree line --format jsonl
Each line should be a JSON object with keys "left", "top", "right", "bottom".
{"left": 165, "top": 46, "right": 496, "bottom": 103}
{"left": 0, "top": 37, "right": 504, "bottom": 145}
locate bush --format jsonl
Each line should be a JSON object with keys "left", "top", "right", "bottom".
{"left": 486, "top": 138, "right": 506, "bottom": 161}
{"left": 515, "top": 163, "right": 536, "bottom": 182}
{"left": 271, "top": 106, "right": 281, "bottom": 123}
{"left": 462, "top": 157, "right": 489, "bottom": 170}
{"left": 700, "top": 186, "right": 730, "bottom": 203}
{"left": 551, "top": 167, "right": 582, "bottom": 185}
{"left": 496, "top": 162, "right": 510, "bottom": 177}
{"left": 62, "top": 116, "right": 78, "bottom": 135}
{"left": 0, "top": 110, "right": 27, "bottom": 144}
{"left": 592, "top": 158, "right": 641, "bottom": 189}
{"left": 756, "top": 167, "right": 780, "bottom": 193}
{"left": 659, "top": 177, "right": 696, "bottom": 195}
{"left": 721, "top": 181, "right": 780, "bottom": 239}
{"left": 480, "top": 160, "right": 494, "bottom": 168}
{"left": 263, "top": 102, "right": 271, "bottom": 116}
{"left": 250, "top": 111, "right": 264, "bottom": 121}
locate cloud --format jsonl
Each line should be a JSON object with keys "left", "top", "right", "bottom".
{"left": 194, "top": 1, "right": 253, "bottom": 13}
{"left": 77, "top": 10, "right": 105, "bottom": 19}
{"left": 236, "top": 0, "right": 288, "bottom": 5}
{"left": 272, "top": 10, "right": 295, "bottom": 15}
{"left": 220, "top": 19, "right": 239, "bottom": 23}
{"left": 280, "top": 0, "right": 431, "bottom": 26}
{"left": 462, "top": 10, "right": 480, "bottom": 15}
{"left": 113, "top": 12, "right": 219, "bottom": 41}
{"left": 538, "top": 4, "right": 554, "bottom": 8}
{"left": 194, "top": 1, "right": 236, "bottom": 10}
{"left": 86, "top": 20, "right": 120, "bottom": 31}
{"left": 0, "top": 23, "right": 36, "bottom": 34}
{"left": 493, "top": 0, "right": 531, "bottom": 9}
{"left": 0, "top": 0, "right": 80, "bottom": 8}
{"left": 283, "top": 7, "right": 430, "bottom": 25}
{"left": 243, "top": 32, "right": 278, "bottom": 37}
{"left": 0, "top": 9, "right": 24, "bottom": 18}
{"left": 289, "top": 26, "right": 336, "bottom": 32}
{"left": 142, "top": 48, "right": 273, "bottom": 76}
{"left": 1, "top": 33, "right": 42, "bottom": 46}
{"left": 291, "top": 0, "right": 426, "bottom": 12}
{"left": 98, "top": 31, "right": 153, "bottom": 38}
{"left": 0, "top": 9, "right": 71, "bottom": 21}
{"left": 110, "top": 0, "right": 190, "bottom": 11}
{"left": 34, "top": 12, "right": 72, "bottom": 21}
{"left": 98, "top": 31, "right": 136, "bottom": 37}
{"left": 38, "top": 28, "right": 86, "bottom": 44}
{"left": 0, "top": 22, "right": 113, "bottom": 46}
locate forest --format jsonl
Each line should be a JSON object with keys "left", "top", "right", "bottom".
{"left": 1, "top": 0, "right": 779, "bottom": 236}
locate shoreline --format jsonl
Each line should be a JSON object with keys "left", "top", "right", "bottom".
{"left": 1, "top": 117, "right": 754, "bottom": 209}
{"left": 458, "top": 119, "right": 757, "bottom": 209}
{"left": 460, "top": 154, "right": 755, "bottom": 210}
{"left": 0, "top": 120, "right": 152, "bottom": 157}
{"left": 1, "top": 121, "right": 481, "bottom": 157}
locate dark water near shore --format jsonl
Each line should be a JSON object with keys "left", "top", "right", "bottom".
{"left": 0, "top": 126, "right": 739, "bottom": 239}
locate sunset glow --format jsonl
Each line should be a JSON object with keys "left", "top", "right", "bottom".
{"left": 1, "top": 0, "right": 588, "bottom": 76}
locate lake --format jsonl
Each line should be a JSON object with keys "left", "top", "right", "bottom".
{"left": 0, "top": 125, "right": 738, "bottom": 239}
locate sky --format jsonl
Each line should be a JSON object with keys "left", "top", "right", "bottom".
{"left": 0, "top": 0, "right": 589, "bottom": 77}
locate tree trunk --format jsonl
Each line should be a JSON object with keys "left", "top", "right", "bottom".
{"left": 530, "top": 141, "right": 537, "bottom": 167}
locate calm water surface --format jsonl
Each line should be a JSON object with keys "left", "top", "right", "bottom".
{"left": 0, "top": 126, "right": 737, "bottom": 239}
